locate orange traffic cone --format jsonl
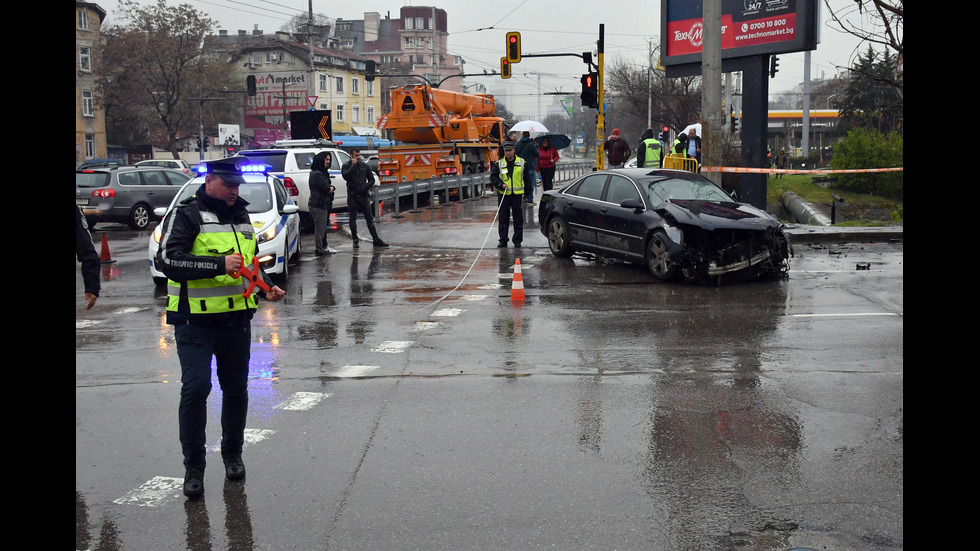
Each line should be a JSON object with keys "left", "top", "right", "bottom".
{"left": 511, "top": 258, "right": 525, "bottom": 302}
{"left": 100, "top": 233, "right": 116, "bottom": 264}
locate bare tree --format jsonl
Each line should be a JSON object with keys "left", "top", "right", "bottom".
{"left": 823, "top": 0, "right": 903, "bottom": 62}
{"left": 100, "top": 0, "right": 237, "bottom": 157}
{"left": 604, "top": 54, "right": 701, "bottom": 140}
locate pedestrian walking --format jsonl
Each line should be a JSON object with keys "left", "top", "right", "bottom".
{"left": 515, "top": 131, "right": 539, "bottom": 204}
{"left": 490, "top": 141, "right": 530, "bottom": 248}
{"left": 76, "top": 204, "right": 100, "bottom": 310}
{"left": 309, "top": 151, "right": 336, "bottom": 256}
{"left": 154, "top": 156, "right": 286, "bottom": 499}
{"left": 342, "top": 148, "right": 388, "bottom": 249}
{"left": 687, "top": 128, "right": 702, "bottom": 169}
{"left": 636, "top": 128, "right": 664, "bottom": 169}
{"left": 603, "top": 128, "right": 631, "bottom": 168}
{"left": 537, "top": 137, "right": 560, "bottom": 192}
{"left": 775, "top": 148, "right": 787, "bottom": 179}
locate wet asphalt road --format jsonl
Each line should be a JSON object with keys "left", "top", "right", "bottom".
{"left": 76, "top": 193, "right": 903, "bottom": 551}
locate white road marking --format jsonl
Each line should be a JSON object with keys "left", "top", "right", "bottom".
{"left": 76, "top": 320, "right": 101, "bottom": 329}
{"left": 432, "top": 308, "right": 464, "bottom": 317}
{"left": 333, "top": 365, "right": 381, "bottom": 377}
{"left": 371, "top": 341, "right": 414, "bottom": 353}
{"left": 416, "top": 321, "right": 442, "bottom": 331}
{"left": 789, "top": 312, "right": 899, "bottom": 318}
{"left": 275, "top": 392, "right": 331, "bottom": 410}
{"left": 113, "top": 476, "right": 183, "bottom": 507}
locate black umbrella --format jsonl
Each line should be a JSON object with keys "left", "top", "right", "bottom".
{"left": 534, "top": 133, "right": 572, "bottom": 150}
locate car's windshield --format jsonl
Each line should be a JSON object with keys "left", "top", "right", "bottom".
{"left": 76, "top": 171, "right": 111, "bottom": 188}
{"left": 238, "top": 152, "right": 286, "bottom": 172}
{"left": 645, "top": 176, "right": 732, "bottom": 204}
{"left": 174, "top": 181, "right": 271, "bottom": 213}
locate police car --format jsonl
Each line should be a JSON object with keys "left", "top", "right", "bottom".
{"left": 148, "top": 164, "right": 301, "bottom": 287}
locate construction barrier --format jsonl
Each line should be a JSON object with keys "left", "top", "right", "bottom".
{"left": 663, "top": 155, "right": 700, "bottom": 173}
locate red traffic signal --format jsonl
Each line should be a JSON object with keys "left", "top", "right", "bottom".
{"left": 579, "top": 72, "right": 598, "bottom": 108}
{"left": 506, "top": 32, "right": 521, "bottom": 63}
{"left": 500, "top": 57, "right": 511, "bottom": 79}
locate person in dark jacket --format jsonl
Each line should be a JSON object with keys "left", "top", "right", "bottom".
{"left": 76, "top": 204, "right": 100, "bottom": 310}
{"left": 636, "top": 128, "right": 664, "bottom": 169}
{"left": 490, "top": 140, "right": 532, "bottom": 247}
{"left": 515, "top": 131, "right": 539, "bottom": 204}
{"left": 155, "top": 156, "right": 285, "bottom": 499}
{"left": 308, "top": 151, "right": 336, "bottom": 255}
{"left": 603, "top": 128, "right": 631, "bottom": 168}
{"left": 342, "top": 148, "right": 388, "bottom": 248}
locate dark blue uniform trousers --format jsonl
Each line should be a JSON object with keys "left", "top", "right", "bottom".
{"left": 175, "top": 322, "right": 251, "bottom": 470}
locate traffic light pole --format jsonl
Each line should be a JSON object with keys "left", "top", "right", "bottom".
{"left": 596, "top": 24, "right": 604, "bottom": 171}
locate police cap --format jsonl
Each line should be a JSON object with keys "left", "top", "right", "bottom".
{"left": 205, "top": 156, "right": 252, "bottom": 185}
{"left": 502, "top": 141, "right": 516, "bottom": 150}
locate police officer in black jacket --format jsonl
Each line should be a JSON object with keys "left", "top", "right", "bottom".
{"left": 342, "top": 148, "right": 388, "bottom": 248}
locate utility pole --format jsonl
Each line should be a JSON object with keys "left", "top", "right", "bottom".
{"left": 308, "top": 0, "right": 316, "bottom": 109}
{"left": 702, "top": 0, "right": 723, "bottom": 186}
{"left": 647, "top": 39, "right": 653, "bottom": 129}
{"left": 596, "top": 24, "right": 605, "bottom": 171}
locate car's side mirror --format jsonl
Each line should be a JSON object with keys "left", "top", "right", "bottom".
{"left": 620, "top": 198, "right": 645, "bottom": 212}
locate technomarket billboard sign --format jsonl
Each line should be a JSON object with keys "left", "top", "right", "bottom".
{"left": 660, "top": 0, "right": 818, "bottom": 73}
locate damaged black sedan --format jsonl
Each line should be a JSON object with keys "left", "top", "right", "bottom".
{"left": 537, "top": 168, "right": 791, "bottom": 284}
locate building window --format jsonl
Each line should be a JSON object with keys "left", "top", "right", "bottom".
{"left": 265, "top": 51, "right": 280, "bottom": 63}
{"left": 85, "top": 134, "right": 96, "bottom": 158}
{"left": 335, "top": 76, "right": 345, "bottom": 94}
{"left": 404, "top": 17, "right": 413, "bottom": 29}
{"left": 351, "top": 78, "right": 360, "bottom": 96}
{"left": 366, "top": 80, "right": 374, "bottom": 97}
{"left": 78, "top": 10, "right": 89, "bottom": 30}
{"left": 352, "top": 105, "right": 360, "bottom": 123}
{"left": 405, "top": 37, "right": 414, "bottom": 49}
{"left": 367, "top": 106, "right": 375, "bottom": 124}
{"left": 319, "top": 73, "right": 328, "bottom": 91}
{"left": 416, "top": 55, "right": 425, "bottom": 65}
{"left": 79, "top": 46, "right": 92, "bottom": 72}
{"left": 415, "top": 17, "right": 424, "bottom": 29}
{"left": 335, "top": 105, "right": 345, "bottom": 122}
{"left": 415, "top": 37, "right": 425, "bottom": 48}
{"left": 82, "top": 90, "right": 94, "bottom": 117}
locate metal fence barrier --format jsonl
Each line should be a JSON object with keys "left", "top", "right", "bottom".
{"left": 370, "top": 160, "right": 595, "bottom": 218}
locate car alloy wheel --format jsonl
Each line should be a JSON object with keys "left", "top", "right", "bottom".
{"left": 646, "top": 230, "right": 678, "bottom": 281}
{"left": 547, "top": 216, "right": 573, "bottom": 258}
{"left": 130, "top": 204, "right": 151, "bottom": 230}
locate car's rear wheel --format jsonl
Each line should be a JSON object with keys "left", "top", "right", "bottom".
{"left": 646, "top": 230, "right": 678, "bottom": 281}
{"left": 547, "top": 216, "right": 574, "bottom": 258}
{"left": 129, "top": 203, "right": 151, "bottom": 230}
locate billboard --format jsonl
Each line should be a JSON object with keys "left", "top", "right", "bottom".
{"left": 243, "top": 71, "right": 310, "bottom": 130}
{"left": 660, "top": 0, "right": 818, "bottom": 68}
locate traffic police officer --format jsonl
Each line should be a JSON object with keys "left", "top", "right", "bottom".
{"left": 637, "top": 128, "right": 664, "bottom": 168}
{"left": 490, "top": 141, "right": 530, "bottom": 247}
{"left": 155, "top": 156, "right": 285, "bottom": 498}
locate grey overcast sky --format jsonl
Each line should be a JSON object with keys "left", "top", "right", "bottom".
{"left": 99, "top": 0, "right": 871, "bottom": 119}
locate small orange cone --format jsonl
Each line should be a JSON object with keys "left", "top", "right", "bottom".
{"left": 100, "top": 233, "right": 115, "bottom": 263}
{"left": 511, "top": 258, "right": 525, "bottom": 302}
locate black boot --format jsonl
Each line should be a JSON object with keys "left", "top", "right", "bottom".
{"left": 184, "top": 467, "right": 204, "bottom": 498}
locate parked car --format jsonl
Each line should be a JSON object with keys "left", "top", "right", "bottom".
{"left": 77, "top": 158, "right": 125, "bottom": 170}
{"left": 76, "top": 166, "right": 192, "bottom": 230}
{"left": 135, "top": 158, "right": 193, "bottom": 175}
{"left": 235, "top": 143, "right": 350, "bottom": 230}
{"left": 148, "top": 172, "right": 301, "bottom": 287}
{"left": 537, "top": 168, "right": 791, "bottom": 284}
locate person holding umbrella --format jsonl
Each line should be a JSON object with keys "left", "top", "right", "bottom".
{"left": 515, "top": 131, "right": 539, "bottom": 204}
{"left": 537, "top": 136, "right": 560, "bottom": 192}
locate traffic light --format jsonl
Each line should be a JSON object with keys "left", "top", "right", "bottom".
{"left": 365, "top": 60, "right": 376, "bottom": 82}
{"left": 580, "top": 72, "right": 598, "bottom": 108}
{"left": 196, "top": 139, "right": 202, "bottom": 152}
{"left": 506, "top": 32, "right": 521, "bottom": 63}
{"left": 246, "top": 75, "right": 256, "bottom": 96}
{"left": 203, "top": 139, "right": 209, "bottom": 152}
{"left": 769, "top": 55, "right": 779, "bottom": 78}
{"left": 500, "top": 57, "right": 511, "bottom": 79}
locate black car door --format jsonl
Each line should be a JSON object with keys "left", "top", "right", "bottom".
{"left": 593, "top": 174, "right": 647, "bottom": 259}
{"left": 562, "top": 173, "right": 608, "bottom": 247}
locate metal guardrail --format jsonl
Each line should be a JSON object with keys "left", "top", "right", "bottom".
{"left": 370, "top": 160, "right": 594, "bottom": 217}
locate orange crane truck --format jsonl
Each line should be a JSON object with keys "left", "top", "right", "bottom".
{"left": 376, "top": 84, "right": 506, "bottom": 185}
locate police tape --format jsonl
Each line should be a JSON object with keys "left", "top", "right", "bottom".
{"left": 699, "top": 166, "right": 904, "bottom": 174}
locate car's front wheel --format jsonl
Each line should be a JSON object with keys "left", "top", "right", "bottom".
{"left": 272, "top": 245, "right": 289, "bottom": 287}
{"left": 129, "top": 203, "right": 151, "bottom": 230}
{"left": 646, "top": 230, "right": 678, "bottom": 281}
{"left": 547, "top": 216, "right": 574, "bottom": 258}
